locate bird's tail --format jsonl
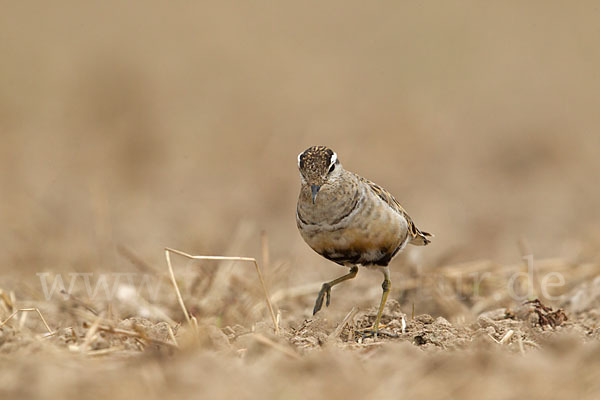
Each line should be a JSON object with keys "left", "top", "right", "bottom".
{"left": 410, "top": 228, "right": 433, "bottom": 246}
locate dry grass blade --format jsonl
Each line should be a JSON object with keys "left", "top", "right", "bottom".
{"left": 60, "top": 289, "right": 99, "bottom": 315}
{"left": 253, "top": 333, "right": 301, "bottom": 360}
{"left": 86, "top": 346, "right": 126, "bottom": 357}
{"left": 164, "top": 247, "right": 279, "bottom": 335}
{"left": 328, "top": 306, "right": 359, "bottom": 342}
{"left": 167, "top": 324, "right": 179, "bottom": 347}
{"left": 95, "top": 326, "right": 178, "bottom": 349}
{"left": 499, "top": 329, "right": 515, "bottom": 344}
{"left": 118, "top": 244, "right": 157, "bottom": 273}
{"left": 81, "top": 313, "right": 103, "bottom": 354}
{"left": 0, "top": 307, "right": 54, "bottom": 334}
{"left": 0, "top": 289, "right": 14, "bottom": 313}
{"left": 165, "top": 249, "right": 195, "bottom": 332}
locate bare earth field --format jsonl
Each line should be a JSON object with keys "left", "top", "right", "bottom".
{"left": 2, "top": 2, "right": 600, "bottom": 399}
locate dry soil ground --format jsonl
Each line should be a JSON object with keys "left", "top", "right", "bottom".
{"left": 2, "top": 2, "right": 600, "bottom": 399}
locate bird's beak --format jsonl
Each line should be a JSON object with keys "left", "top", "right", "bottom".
{"left": 311, "top": 185, "right": 321, "bottom": 204}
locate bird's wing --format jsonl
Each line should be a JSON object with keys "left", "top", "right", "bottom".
{"left": 359, "top": 175, "right": 433, "bottom": 246}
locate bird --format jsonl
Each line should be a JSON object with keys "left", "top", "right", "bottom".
{"left": 296, "top": 145, "right": 432, "bottom": 336}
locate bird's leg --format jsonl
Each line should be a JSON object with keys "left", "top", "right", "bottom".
{"left": 313, "top": 266, "right": 358, "bottom": 315}
{"left": 373, "top": 268, "right": 391, "bottom": 336}
{"left": 356, "top": 268, "right": 393, "bottom": 339}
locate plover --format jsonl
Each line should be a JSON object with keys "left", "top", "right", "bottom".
{"left": 296, "top": 145, "right": 432, "bottom": 336}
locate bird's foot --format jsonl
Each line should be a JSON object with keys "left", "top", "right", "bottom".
{"left": 312, "top": 283, "right": 331, "bottom": 315}
{"left": 355, "top": 323, "right": 398, "bottom": 339}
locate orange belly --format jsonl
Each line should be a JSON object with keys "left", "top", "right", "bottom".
{"left": 301, "top": 211, "right": 408, "bottom": 266}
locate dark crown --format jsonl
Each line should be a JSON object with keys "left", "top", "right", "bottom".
{"left": 298, "top": 146, "right": 339, "bottom": 183}
{"left": 298, "top": 146, "right": 334, "bottom": 169}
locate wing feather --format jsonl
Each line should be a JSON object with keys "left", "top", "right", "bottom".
{"left": 357, "top": 175, "right": 432, "bottom": 246}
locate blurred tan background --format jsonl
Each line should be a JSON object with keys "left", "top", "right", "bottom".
{"left": 1, "top": 1, "right": 600, "bottom": 314}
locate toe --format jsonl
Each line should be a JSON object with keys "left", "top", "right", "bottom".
{"left": 313, "top": 293, "right": 324, "bottom": 315}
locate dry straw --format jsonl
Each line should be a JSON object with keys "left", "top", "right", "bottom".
{"left": 164, "top": 247, "right": 279, "bottom": 335}
{"left": 253, "top": 333, "right": 300, "bottom": 360}
{"left": 327, "top": 306, "right": 359, "bottom": 342}
{"left": 0, "top": 307, "right": 54, "bottom": 334}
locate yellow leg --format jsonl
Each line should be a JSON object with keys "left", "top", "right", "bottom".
{"left": 373, "top": 268, "right": 391, "bottom": 337}
{"left": 356, "top": 268, "right": 391, "bottom": 338}
{"left": 313, "top": 266, "right": 358, "bottom": 315}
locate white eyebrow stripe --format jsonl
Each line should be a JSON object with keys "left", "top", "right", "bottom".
{"left": 297, "top": 152, "right": 303, "bottom": 168}
{"left": 330, "top": 152, "right": 337, "bottom": 165}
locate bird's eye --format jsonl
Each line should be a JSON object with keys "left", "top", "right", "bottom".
{"left": 328, "top": 164, "right": 335, "bottom": 174}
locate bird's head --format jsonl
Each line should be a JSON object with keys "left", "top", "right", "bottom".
{"left": 297, "top": 146, "right": 342, "bottom": 204}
